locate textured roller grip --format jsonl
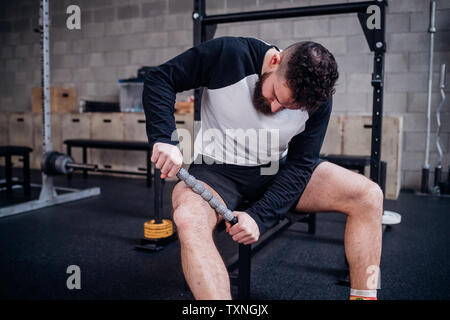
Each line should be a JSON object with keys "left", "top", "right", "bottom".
{"left": 177, "top": 168, "right": 238, "bottom": 225}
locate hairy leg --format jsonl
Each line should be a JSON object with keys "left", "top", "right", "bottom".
{"left": 172, "top": 181, "right": 230, "bottom": 299}
{"left": 295, "top": 161, "right": 383, "bottom": 290}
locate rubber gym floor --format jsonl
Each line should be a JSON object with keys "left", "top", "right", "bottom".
{"left": 1, "top": 169, "right": 449, "bottom": 300}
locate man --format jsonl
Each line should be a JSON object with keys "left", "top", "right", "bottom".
{"left": 143, "top": 37, "right": 382, "bottom": 300}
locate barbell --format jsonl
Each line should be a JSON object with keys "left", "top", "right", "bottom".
{"left": 40, "top": 152, "right": 238, "bottom": 240}
{"left": 41, "top": 151, "right": 98, "bottom": 176}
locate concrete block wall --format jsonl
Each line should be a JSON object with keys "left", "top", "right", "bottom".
{"left": 0, "top": 0, "right": 449, "bottom": 191}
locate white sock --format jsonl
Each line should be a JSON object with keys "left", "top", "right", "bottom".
{"left": 350, "top": 289, "right": 377, "bottom": 298}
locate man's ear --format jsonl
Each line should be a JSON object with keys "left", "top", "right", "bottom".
{"left": 268, "top": 51, "right": 282, "bottom": 71}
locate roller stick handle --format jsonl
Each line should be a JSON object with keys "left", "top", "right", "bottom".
{"left": 177, "top": 167, "right": 238, "bottom": 225}
{"left": 229, "top": 216, "right": 238, "bottom": 225}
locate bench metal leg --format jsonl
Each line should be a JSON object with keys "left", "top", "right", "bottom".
{"left": 147, "top": 150, "right": 152, "bottom": 188}
{"left": 67, "top": 145, "right": 72, "bottom": 180}
{"left": 238, "top": 244, "right": 251, "bottom": 300}
{"left": 154, "top": 169, "right": 162, "bottom": 223}
{"left": 23, "top": 154, "right": 31, "bottom": 196}
{"left": 380, "top": 161, "right": 387, "bottom": 196}
{"left": 82, "top": 147, "right": 87, "bottom": 178}
{"left": 5, "top": 155, "right": 12, "bottom": 194}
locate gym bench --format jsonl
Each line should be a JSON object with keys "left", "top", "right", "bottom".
{"left": 64, "top": 139, "right": 153, "bottom": 187}
{"left": 0, "top": 146, "right": 33, "bottom": 197}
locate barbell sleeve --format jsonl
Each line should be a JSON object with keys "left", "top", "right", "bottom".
{"left": 66, "top": 162, "right": 98, "bottom": 171}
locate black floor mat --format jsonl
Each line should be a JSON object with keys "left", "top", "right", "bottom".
{"left": 1, "top": 169, "right": 449, "bottom": 299}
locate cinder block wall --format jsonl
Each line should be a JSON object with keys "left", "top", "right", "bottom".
{"left": 0, "top": 0, "right": 449, "bottom": 190}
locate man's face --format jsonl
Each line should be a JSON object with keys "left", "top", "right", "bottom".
{"left": 253, "top": 71, "right": 298, "bottom": 115}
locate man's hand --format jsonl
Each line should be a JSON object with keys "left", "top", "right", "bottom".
{"left": 151, "top": 142, "right": 183, "bottom": 179}
{"left": 225, "top": 211, "right": 260, "bottom": 245}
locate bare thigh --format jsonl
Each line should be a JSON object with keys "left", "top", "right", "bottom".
{"left": 295, "top": 161, "right": 376, "bottom": 214}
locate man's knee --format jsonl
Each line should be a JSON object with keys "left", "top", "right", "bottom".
{"left": 354, "top": 180, "right": 384, "bottom": 219}
{"left": 366, "top": 182, "right": 384, "bottom": 214}
{"left": 172, "top": 183, "right": 217, "bottom": 235}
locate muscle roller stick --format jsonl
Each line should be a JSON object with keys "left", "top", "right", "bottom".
{"left": 177, "top": 168, "right": 238, "bottom": 225}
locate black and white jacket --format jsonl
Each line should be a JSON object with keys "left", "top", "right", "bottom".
{"left": 143, "top": 36, "right": 332, "bottom": 233}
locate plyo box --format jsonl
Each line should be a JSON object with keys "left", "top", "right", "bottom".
{"left": 7, "top": 113, "right": 34, "bottom": 167}
{"left": 321, "top": 114, "right": 344, "bottom": 155}
{"left": 0, "top": 113, "right": 8, "bottom": 166}
{"left": 89, "top": 113, "right": 125, "bottom": 174}
{"left": 61, "top": 113, "right": 92, "bottom": 164}
{"left": 123, "top": 112, "right": 148, "bottom": 177}
{"left": 342, "top": 115, "right": 403, "bottom": 200}
{"left": 32, "top": 87, "right": 77, "bottom": 113}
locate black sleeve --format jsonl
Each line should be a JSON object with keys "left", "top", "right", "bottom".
{"left": 142, "top": 41, "right": 214, "bottom": 146}
{"left": 142, "top": 36, "right": 269, "bottom": 146}
{"left": 245, "top": 98, "right": 333, "bottom": 234}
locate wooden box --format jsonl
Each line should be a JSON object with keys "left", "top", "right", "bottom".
{"left": 175, "top": 102, "right": 194, "bottom": 115}
{"left": 7, "top": 113, "right": 34, "bottom": 167}
{"left": 32, "top": 87, "right": 77, "bottom": 113}
{"left": 61, "top": 113, "right": 91, "bottom": 163}
{"left": 0, "top": 113, "right": 8, "bottom": 145}
{"left": 0, "top": 113, "right": 8, "bottom": 166}
{"left": 90, "top": 113, "right": 125, "bottom": 172}
{"left": 123, "top": 113, "right": 148, "bottom": 175}
{"left": 342, "top": 115, "right": 403, "bottom": 199}
{"left": 321, "top": 114, "right": 344, "bottom": 155}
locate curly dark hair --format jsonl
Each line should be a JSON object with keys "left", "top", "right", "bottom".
{"left": 278, "top": 41, "right": 339, "bottom": 113}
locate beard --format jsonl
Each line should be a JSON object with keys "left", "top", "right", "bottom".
{"left": 253, "top": 72, "right": 273, "bottom": 115}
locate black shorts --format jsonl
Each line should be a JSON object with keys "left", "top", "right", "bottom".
{"left": 179, "top": 155, "right": 325, "bottom": 211}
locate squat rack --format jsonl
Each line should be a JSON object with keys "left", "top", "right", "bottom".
{"left": 192, "top": 0, "right": 387, "bottom": 185}
{"left": 0, "top": 0, "right": 100, "bottom": 218}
